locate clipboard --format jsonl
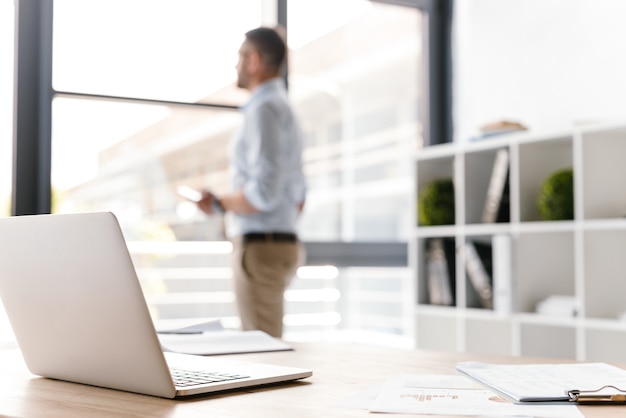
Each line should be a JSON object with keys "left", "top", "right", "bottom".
{"left": 456, "top": 361, "right": 626, "bottom": 405}
{"left": 567, "top": 385, "right": 626, "bottom": 404}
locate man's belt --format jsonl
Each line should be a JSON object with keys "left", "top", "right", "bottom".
{"left": 242, "top": 232, "right": 298, "bottom": 244}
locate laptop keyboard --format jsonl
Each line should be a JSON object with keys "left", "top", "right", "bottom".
{"left": 170, "top": 368, "right": 250, "bottom": 387}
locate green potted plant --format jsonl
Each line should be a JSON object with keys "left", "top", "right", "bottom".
{"left": 418, "top": 178, "right": 455, "bottom": 226}
{"left": 537, "top": 168, "right": 574, "bottom": 220}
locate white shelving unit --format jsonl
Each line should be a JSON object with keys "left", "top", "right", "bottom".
{"left": 412, "top": 123, "right": 626, "bottom": 361}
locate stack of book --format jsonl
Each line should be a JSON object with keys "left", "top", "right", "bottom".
{"left": 472, "top": 120, "right": 528, "bottom": 141}
{"left": 425, "top": 238, "right": 455, "bottom": 306}
{"left": 460, "top": 235, "right": 513, "bottom": 312}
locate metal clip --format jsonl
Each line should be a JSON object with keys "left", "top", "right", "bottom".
{"left": 567, "top": 385, "right": 626, "bottom": 404}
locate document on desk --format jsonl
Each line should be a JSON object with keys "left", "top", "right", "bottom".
{"left": 368, "top": 374, "right": 583, "bottom": 417}
{"left": 456, "top": 361, "right": 626, "bottom": 403}
{"left": 156, "top": 320, "right": 292, "bottom": 355}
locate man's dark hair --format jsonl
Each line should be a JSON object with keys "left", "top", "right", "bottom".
{"left": 244, "top": 27, "right": 286, "bottom": 71}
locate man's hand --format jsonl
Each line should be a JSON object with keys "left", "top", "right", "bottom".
{"left": 197, "top": 190, "right": 218, "bottom": 215}
{"left": 197, "top": 189, "right": 260, "bottom": 215}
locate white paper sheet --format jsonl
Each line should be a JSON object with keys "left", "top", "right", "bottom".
{"left": 155, "top": 319, "right": 292, "bottom": 355}
{"left": 368, "top": 374, "right": 584, "bottom": 417}
{"left": 158, "top": 330, "right": 292, "bottom": 355}
{"left": 156, "top": 318, "right": 224, "bottom": 334}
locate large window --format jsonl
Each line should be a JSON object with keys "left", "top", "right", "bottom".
{"left": 52, "top": 98, "right": 237, "bottom": 241}
{"left": 288, "top": 1, "right": 423, "bottom": 241}
{"left": 14, "top": 0, "right": 431, "bottom": 342}
{"left": 51, "top": 0, "right": 425, "bottom": 244}
{"left": 52, "top": 0, "right": 265, "bottom": 239}
{"left": 53, "top": 0, "right": 263, "bottom": 106}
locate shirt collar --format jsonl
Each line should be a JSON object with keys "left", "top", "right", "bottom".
{"left": 247, "top": 78, "right": 284, "bottom": 101}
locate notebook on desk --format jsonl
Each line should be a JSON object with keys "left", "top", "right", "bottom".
{"left": 0, "top": 212, "right": 311, "bottom": 398}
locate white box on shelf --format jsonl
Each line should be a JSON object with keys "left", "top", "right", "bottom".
{"left": 536, "top": 295, "right": 578, "bottom": 318}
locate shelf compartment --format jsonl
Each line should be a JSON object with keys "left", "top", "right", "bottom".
{"left": 518, "top": 136, "right": 573, "bottom": 222}
{"left": 465, "top": 316, "right": 512, "bottom": 356}
{"left": 417, "top": 237, "right": 456, "bottom": 307}
{"left": 520, "top": 322, "right": 577, "bottom": 359}
{"left": 461, "top": 236, "right": 494, "bottom": 310}
{"left": 581, "top": 127, "right": 626, "bottom": 220}
{"left": 463, "top": 147, "right": 511, "bottom": 225}
{"left": 416, "top": 156, "right": 455, "bottom": 227}
{"left": 584, "top": 230, "right": 626, "bottom": 320}
{"left": 585, "top": 327, "right": 626, "bottom": 363}
{"left": 415, "top": 309, "right": 458, "bottom": 351}
{"left": 515, "top": 231, "right": 575, "bottom": 314}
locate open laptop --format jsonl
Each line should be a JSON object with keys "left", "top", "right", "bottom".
{"left": 0, "top": 212, "right": 311, "bottom": 398}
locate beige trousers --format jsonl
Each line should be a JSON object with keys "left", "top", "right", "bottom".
{"left": 231, "top": 238, "right": 302, "bottom": 338}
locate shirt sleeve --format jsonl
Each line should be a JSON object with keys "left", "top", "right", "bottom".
{"left": 241, "top": 102, "right": 286, "bottom": 212}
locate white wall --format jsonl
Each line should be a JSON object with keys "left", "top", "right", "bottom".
{"left": 454, "top": 0, "right": 626, "bottom": 142}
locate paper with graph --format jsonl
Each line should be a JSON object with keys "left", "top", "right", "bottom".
{"left": 368, "top": 374, "right": 583, "bottom": 417}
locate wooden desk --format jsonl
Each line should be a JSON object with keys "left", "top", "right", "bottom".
{"left": 0, "top": 342, "right": 625, "bottom": 417}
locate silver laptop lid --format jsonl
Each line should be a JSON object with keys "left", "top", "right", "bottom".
{"left": 0, "top": 212, "right": 177, "bottom": 398}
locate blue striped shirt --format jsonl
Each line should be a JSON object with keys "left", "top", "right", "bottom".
{"left": 225, "top": 78, "right": 306, "bottom": 238}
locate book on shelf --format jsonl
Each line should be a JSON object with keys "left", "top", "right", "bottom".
{"left": 498, "top": 170, "right": 511, "bottom": 223}
{"left": 461, "top": 241, "right": 493, "bottom": 309}
{"left": 481, "top": 148, "right": 510, "bottom": 224}
{"left": 425, "top": 238, "right": 454, "bottom": 306}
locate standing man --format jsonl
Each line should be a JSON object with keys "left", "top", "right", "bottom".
{"left": 197, "top": 27, "right": 306, "bottom": 338}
